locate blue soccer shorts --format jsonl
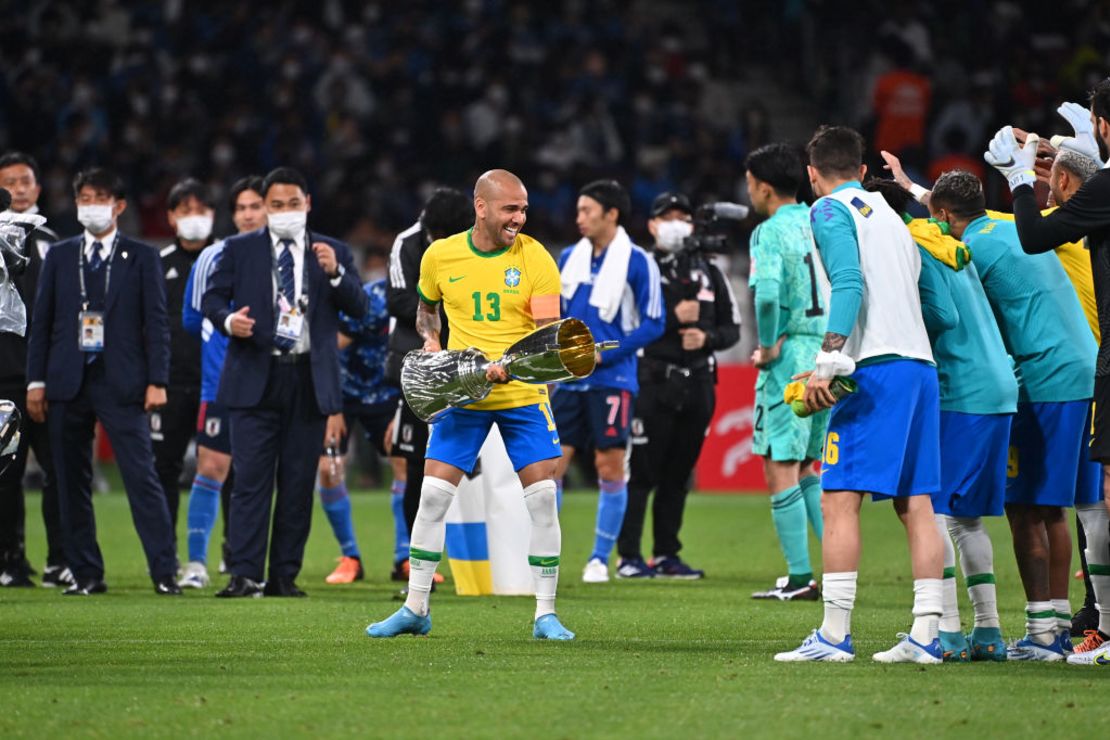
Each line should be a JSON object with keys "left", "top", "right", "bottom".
{"left": 1076, "top": 402, "right": 1102, "bottom": 506}
{"left": 820, "top": 359, "right": 940, "bottom": 501}
{"left": 551, "top": 387, "right": 635, "bottom": 451}
{"left": 932, "top": 411, "right": 1011, "bottom": 518}
{"left": 1006, "top": 400, "right": 1087, "bottom": 507}
{"left": 426, "top": 402, "right": 562, "bottom": 473}
{"left": 196, "top": 401, "right": 231, "bottom": 455}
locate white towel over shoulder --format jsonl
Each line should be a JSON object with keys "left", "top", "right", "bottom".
{"left": 560, "top": 226, "right": 633, "bottom": 324}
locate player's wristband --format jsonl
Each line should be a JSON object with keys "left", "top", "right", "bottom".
{"left": 909, "top": 183, "right": 930, "bottom": 203}
{"left": 814, "top": 349, "right": 856, "bottom": 380}
{"left": 1005, "top": 169, "right": 1037, "bottom": 191}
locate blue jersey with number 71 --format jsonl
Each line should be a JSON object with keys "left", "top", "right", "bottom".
{"left": 748, "top": 203, "right": 825, "bottom": 338}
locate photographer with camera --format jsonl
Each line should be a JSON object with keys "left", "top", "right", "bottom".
{"left": 614, "top": 192, "right": 741, "bottom": 580}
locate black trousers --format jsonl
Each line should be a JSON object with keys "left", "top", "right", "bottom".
{"left": 48, "top": 362, "right": 177, "bottom": 582}
{"left": 0, "top": 381, "right": 65, "bottom": 567}
{"left": 151, "top": 384, "right": 200, "bottom": 536}
{"left": 393, "top": 397, "right": 429, "bottom": 536}
{"left": 227, "top": 359, "right": 325, "bottom": 582}
{"left": 618, "top": 374, "right": 716, "bottom": 560}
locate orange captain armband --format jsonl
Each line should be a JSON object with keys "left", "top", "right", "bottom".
{"left": 530, "top": 294, "right": 560, "bottom": 322}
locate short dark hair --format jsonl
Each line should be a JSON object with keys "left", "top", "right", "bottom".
{"left": 746, "top": 143, "right": 804, "bottom": 197}
{"left": 1089, "top": 78, "right": 1110, "bottom": 123}
{"left": 579, "top": 179, "right": 631, "bottom": 224}
{"left": 930, "top": 170, "right": 986, "bottom": 219}
{"left": 0, "top": 151, "right": 41, "bottom": 181}
{"left": 806, "top": 125, "right": 865, "bottom": 178}
{"left": 421, "top": 187, "right": 473, "bottom": 241}
{"left": 72, "top": 167, "right": 125, "bottom": 199}
{"left": 262, "top": 167, "right": 308, "bottom": 198}
{"left": 228, "top": 175, "right": 264, "bottom": 211}
{"left": 862, "top": 177, "right": 914, "bottom": 215}
{"left": 167, "top": 177, "right": 214, "bottom": 210}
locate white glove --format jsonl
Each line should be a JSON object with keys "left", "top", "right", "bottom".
{"left": 814, "top": 349, "right": 856, "bottom": 380}
{"left": 1049, "top": 101, "right": 1104, "bottom": 167}
{"left": 984, "top": 126, "right": 1038, "bottom": 190}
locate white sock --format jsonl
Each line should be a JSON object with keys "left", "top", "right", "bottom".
{"left": 1052, "top": 597, "right": 1072, "bottom": 635}
{"left": 948, "top": 516, "right": 1000, "bottom": 628}
{"left": 1077, "top": 503, "right": 1110, "bottom": 636}
{"left": 403, "top": 476, "right": 456, "bottom": 617}
{"left": 1026, "top": 600, "right": 1056, "bottom": 645}
{"left": 820, "top": 572, "right": 857, "bottom": 644}
{"left": 910, "top": 578, "right": 942, "bottom": 645}
{"left": 936, "top": 515, "right": 961, "bottom": 633}
{"left": 523, "top": 480, "right": 561, "bottom": 620}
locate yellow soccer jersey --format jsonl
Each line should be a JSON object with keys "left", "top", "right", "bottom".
{"left": 988, "top": 208, "right": 1099, "bottom": 342}
{"left": 417, "top": 228, "right": 562, "bottom": 410}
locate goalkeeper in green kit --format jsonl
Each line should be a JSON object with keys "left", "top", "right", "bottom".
{"left": 746, "top": 143, "right": 827, "bottom": 601}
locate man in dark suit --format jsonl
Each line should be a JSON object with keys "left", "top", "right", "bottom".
{"left": 0, "top": 152, "right": 69, "bottom": 588}
{"left": 203, "top": 167, "right": 367, "bottom": 597}
{"left": 25, "top": 167, "right": 179, "bottom": 596}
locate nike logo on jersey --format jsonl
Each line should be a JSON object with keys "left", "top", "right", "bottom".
{"left": 449, "top": 275, "right": 466, "bottom": 283}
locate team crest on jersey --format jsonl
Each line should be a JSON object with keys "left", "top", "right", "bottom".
{"left": 205, "top": 417, "right": 221, "bottom": 438}
{"left": 504, "top": 267, "right": 521, "bottom": 287}
{"left": 849, "top": 197, "right": 873, "bottom": 218}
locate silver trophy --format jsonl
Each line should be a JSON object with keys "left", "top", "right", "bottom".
{"left": 402, "top": 317, "right": 616, "bottom": 423}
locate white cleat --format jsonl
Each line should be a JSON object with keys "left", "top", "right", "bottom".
{"left": 1065, "top": 635, "right": 1110, "bottom": 665}
{"left": 177, "top": 561, "right": 210, "bottom": 589}
{"left": 872, "top": 633, "right": 943, "bottom": 664}
{"left": 774, "top": 629, "right": 855, "bottom": 662}
{"left": 582, "top": 557, "right": 610, "bottom": 583}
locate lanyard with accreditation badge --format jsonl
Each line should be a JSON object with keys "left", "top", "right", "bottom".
{"left": 271, "top": 233, "right": 311, "bottom": 345}
{"left": 76, "top": 234, "right": 119, "bottom": 353}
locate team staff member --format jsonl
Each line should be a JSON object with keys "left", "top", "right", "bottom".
{"left": 153, "top": 178, "right": 216, "bottom": 542}
{"left": 615, "top": 192, "right": 740, "bottom": 580}
{"left": 555, "top": 179, "right": 665, "bottom": 584}
{"left": 26, "top": 167, "right": 179, "bottom": 596}
{"left": 178, "top": 176, "right": 266, "bottom": 588}
{"left": 385, "top": 187, "right": 473, "bottom": 581}
{"left": 203, "top": 167, "right": 366, "bottom": 598}
{"left": 0, "top": 152, "right": 69, "bottom": 588}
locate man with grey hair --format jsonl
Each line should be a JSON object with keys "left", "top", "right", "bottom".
{"left": 1050, "top": 149, "right": 1099, "bottom": 207}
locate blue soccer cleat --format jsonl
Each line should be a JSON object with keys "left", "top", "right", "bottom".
{"left": 533, "top": 613, "right": 575, "bottom": 640}
{"left": 1006, "top": 633, "right": 1066, "bottom": 661}
{"left": 366, "top": 606, "right": 431, "bottom": 638}
{"left": 774, "top": 629, "right": 855, "bottom": 662}
{"left": 968, "top": 626, "right": 1007, "bottom": 662}
{"left": 939, "top": 630, "right": 971, "bottom": 662}
{"left": 872, "top": 633, "right": 943, "bottom": 664}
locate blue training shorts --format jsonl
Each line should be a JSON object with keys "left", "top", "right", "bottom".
{"left": 1076, "top": 401, "right": 1102, "bottom": 506}
{"left": 820, "top": 359, "right": 940, "bottom": 500}
{"left": 426, "top": 403, "right": 562, "bottom": 473}
{"left": 932, "top": 411, "right": 1011, "bottom": 518}
{"left": 1006, "top": 400, "right": 1087, "bottom": 507}
{"left": 551, "top": 387, "right": 635, "bottom": 451}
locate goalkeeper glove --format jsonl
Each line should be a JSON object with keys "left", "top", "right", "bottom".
{"left": 1050, "top": 101, "right": 1104, "bottom": 168}
{"left": 984, "top": 126, "right": 1038, "bottom": 191}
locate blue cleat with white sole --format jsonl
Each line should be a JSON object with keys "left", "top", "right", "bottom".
{"left": 774, "top": 629, "right": 855, "bottom": 662}
{"left": 968, "top": 626, "right": 1007, "bottom": 662}
{"left": 1006, "top": 633, "right": 1066, "bottom": 661}
{"left": 533, "top": 614, "right": 575, "bottom": 640}
{"left": 366, "top": 606, "right": 431, "bottom": 638}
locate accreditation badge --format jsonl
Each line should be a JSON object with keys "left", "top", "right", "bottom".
{"left": 78, "top": 311, "right": 105, "bottom": 352}
{"left": 275, "top": 294, "right": 305, "bottom": 343}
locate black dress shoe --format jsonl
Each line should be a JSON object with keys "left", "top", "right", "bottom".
{"left": 63, "top": 579, "right": 108, "bottom": 596}
{"left": 215, "top": 575, "right": 264, "bottom": 598}
{"left": 154, "top": 577, "right": 182, "bottom": 595}
{"left": 263, "top": 578, "right": 306, "bottom": 597}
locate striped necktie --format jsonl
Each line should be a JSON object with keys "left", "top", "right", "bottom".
{"left": 274, "top": 239, "right": 297, "bottom": 351}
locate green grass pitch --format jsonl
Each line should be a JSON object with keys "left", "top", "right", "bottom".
{"left": 1, "top": 489, "right": 1105, "bottom": 738}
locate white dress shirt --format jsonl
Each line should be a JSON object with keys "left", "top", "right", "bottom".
{"left": 84, "top": 227, "right": 117, "bottom": 261}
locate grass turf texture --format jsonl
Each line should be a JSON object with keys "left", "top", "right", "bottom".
{"left": 2, "top": 490, "right": 1105, "bottom": 739}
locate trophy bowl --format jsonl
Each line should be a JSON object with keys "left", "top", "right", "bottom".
{"left": 400, "top": 347, "right": 492, "bottom": 423}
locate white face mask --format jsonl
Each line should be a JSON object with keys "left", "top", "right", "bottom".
{"left": 175, "top": 213, "right": 213, "bottom": 242}
{"left": 77, "top": 204, "right": 114, "bottom": 234}
{"left": 268, "top": 210, "right": 307, "bottom": 239}
{"left": 655, "top": 219, "right": 693, "bottom": 253}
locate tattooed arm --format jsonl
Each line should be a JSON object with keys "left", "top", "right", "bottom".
{"left": 416, "top": 300, "right": 442, "bottom": 352}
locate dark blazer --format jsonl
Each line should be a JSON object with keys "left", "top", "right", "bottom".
{"left": 26, "top": 234, "right": 170, "bottom": 404}
{"left": 202, "top": 227, "right": 367, "bottom": 414}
